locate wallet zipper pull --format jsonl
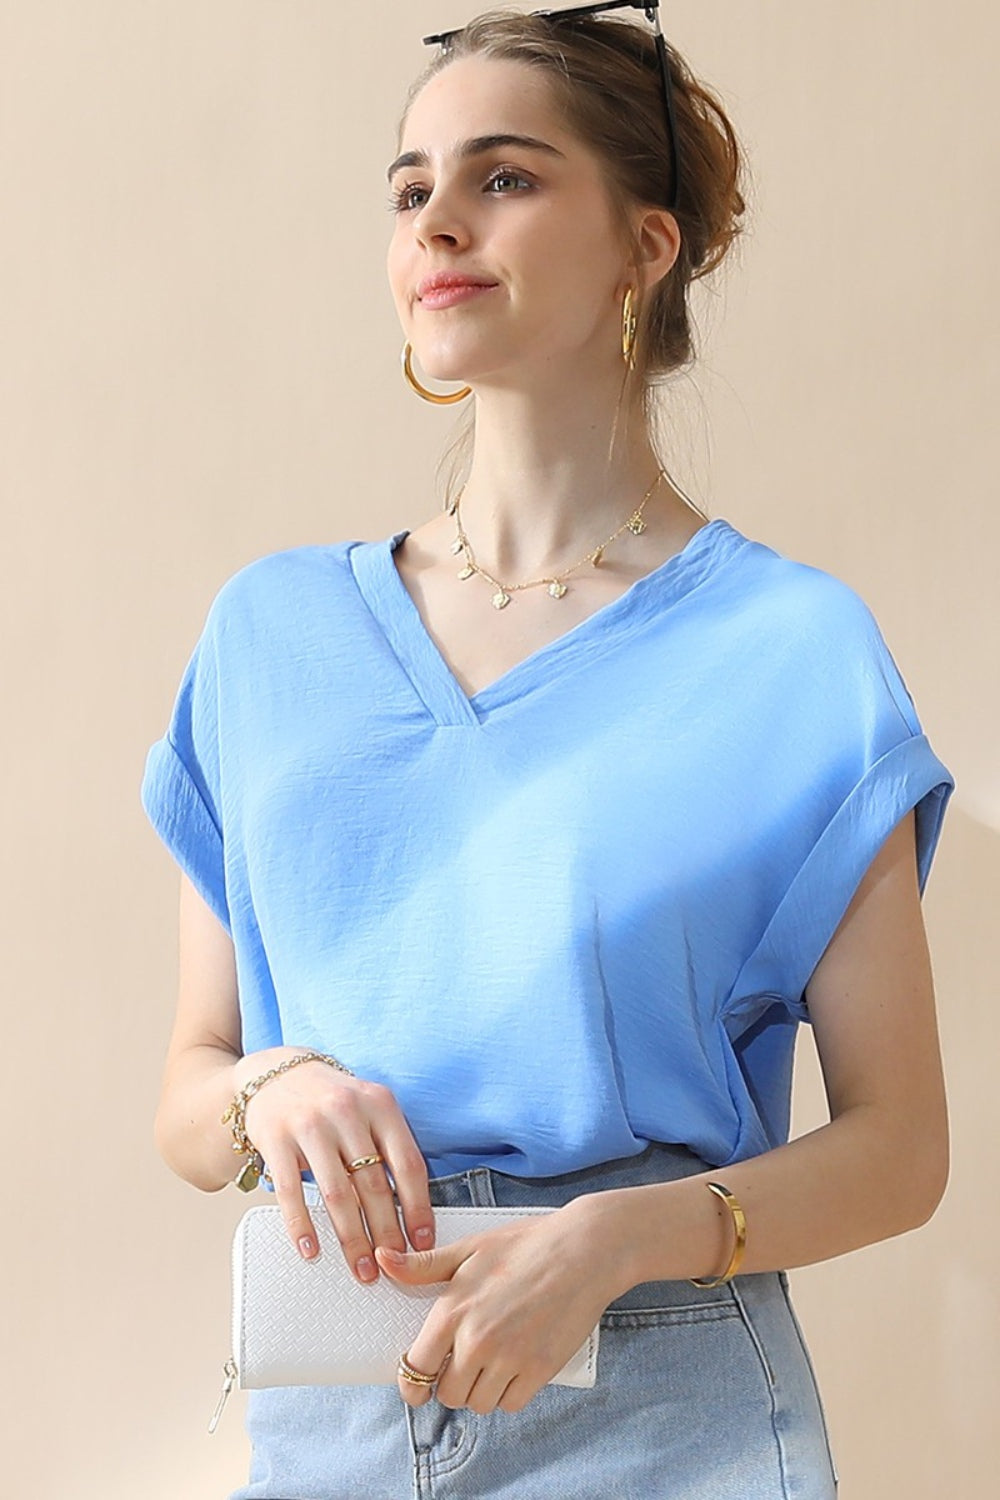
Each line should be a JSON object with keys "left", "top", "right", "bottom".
{"left": 208, "top": 1357, "right": 238, "bottom": 1435}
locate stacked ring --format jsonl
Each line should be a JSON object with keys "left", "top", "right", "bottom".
{"left": 345, "top": 1154, "right": 385, "bottom": 1174}
{"left": 397, "top": 1350, "right": 440, "bottom": 1386}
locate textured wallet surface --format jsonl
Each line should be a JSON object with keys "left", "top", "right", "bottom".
{"left": 232, "top": 1200, "right": 600, "bottom": 1388}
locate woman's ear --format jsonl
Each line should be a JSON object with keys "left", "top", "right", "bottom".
{"left": 635, "top": 206, "right": 682, "bottom": 289}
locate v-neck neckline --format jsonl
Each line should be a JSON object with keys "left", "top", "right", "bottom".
{"left": 348, "top": 516, "right": 747, "bottom": 727}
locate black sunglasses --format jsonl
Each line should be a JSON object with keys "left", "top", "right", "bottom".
{"left": 422, "top": 1, "right": 680, "bottom": 211}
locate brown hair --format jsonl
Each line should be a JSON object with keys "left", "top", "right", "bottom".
{"left": 394, "top": 6, "right": 751, "bottom": 502}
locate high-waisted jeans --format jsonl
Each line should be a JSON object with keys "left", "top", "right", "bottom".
{"left": 228, "top": 1140, "right": 839, "bottom": 1499}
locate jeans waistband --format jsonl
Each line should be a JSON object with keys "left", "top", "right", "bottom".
{"left": 427, "top": 1140, "right": 713, "bottom": 1210}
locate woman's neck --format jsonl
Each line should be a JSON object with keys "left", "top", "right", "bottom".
{"left": 453, "top": 399, "right": 677, "bottom": 578}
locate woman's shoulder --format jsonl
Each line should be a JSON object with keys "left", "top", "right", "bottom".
{"left": 198, "top": 538, "right": 360, "bottom": 630}
{"left": 728, "top": 523, "right": 884, "bottom": 640}
{"left": 724, "top": 525, "right": 921, "bottom": 735}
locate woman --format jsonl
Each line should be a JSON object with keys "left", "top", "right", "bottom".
{"left": 140, "top": 7, "right": 955, "bottom": 1497}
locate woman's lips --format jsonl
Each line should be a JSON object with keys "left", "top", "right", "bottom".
{"left": 419, "top": 283, "right": 499, "bottom": 309}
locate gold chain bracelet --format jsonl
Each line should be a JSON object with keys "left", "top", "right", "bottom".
{"left": 221, "top": 1050, "right": 355, "bottom": 1192}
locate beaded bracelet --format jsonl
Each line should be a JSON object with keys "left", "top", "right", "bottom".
{"left": 689, "top": 1181, "right": 747, "bottom": 1288}
{"left": 221, "top": 1050, "right": 355, "bottom": 1192}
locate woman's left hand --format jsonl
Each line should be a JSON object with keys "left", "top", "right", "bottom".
{"left": 373, "top": 1197, "right": 631, "bottom": 1414}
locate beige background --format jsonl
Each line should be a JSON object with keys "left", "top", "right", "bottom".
{"left": 1, "top": 2, "right": 995, "bottom": 1495}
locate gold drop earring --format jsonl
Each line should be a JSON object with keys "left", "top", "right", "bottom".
{"left": 622, "top": 285, "right": 638, "bottom": 370}
{"left": 400, "top": 342, "right": 472, "bottom": 403}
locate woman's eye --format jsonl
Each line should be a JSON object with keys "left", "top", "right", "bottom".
{"left": 487, "top": 170, "right": 532, "bottom": 197}
{"left": 386, "top": 167, "right": 532, "bottom": 215}
{"left": 386, "top": 183, "right": 428, "bottom": 214}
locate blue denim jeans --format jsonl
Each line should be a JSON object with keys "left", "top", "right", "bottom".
{"left": 228, "top": 1141, "right": 839, "bottom": 1499}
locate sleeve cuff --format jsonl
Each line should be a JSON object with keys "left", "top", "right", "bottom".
{"left": 140, "top": 735, "right": 232, "bottom": 937}
{"left": 729, "top": 733, "right": 954, "bottom": 1023}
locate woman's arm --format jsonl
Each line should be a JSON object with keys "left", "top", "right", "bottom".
{"left": 568, "top": 806, "right": 950, "bottom": 1286}
{"left": 156, "top": 872, "right": 439, "bottom": 1271}
{"left": 153, "top": 872, "right": 246, "bottom": 1192}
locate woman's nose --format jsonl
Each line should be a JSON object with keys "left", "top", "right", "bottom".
{"left": 413, "top": 189, "right": 471, "bottom": 247}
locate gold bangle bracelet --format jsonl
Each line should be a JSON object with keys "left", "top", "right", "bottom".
{"left": 689, "top": 1181, "right": 747, "bottom": 1288}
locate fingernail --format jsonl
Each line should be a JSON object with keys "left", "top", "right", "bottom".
{"left": 380, "top": 1245, "right": 406, "bottom": 1262}
{"left": 415, "top": 1227, "right": 433, "bottom": 1247}
{"left": 357, "top": 1256, "right": 377, "bottom": 1281}
{"left": 298, "top": 1236, "right": 316, "bottom": 1258}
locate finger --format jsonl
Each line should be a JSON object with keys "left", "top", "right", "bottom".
{"left": 341, "top": 1149, "right": 408, "bottom": 1259}
{"left": 434, "top": 1352, "right": 486, "bottom": 1413}
{"left": 463, "top": 1364, "right": 515, "bottom": 1417}
{"left": 373, "top": 1114, "right": 436, "bottom": 1252}
{"left": 397, "top": 1348, "right": 453, "bottom": 1410}
{"left": 396, "top": 1360, "right": 436, "bottom": 1408}
{"left": 397, "top": 1316, "right": 454, "bottom": 1408}
{"left": 306, "top": 1148, "right": 384, "bottom": 1283}
{"left": 267, "top": 1146, "right": 321, "bottom": 1261}
{"left": 375, "top": 1239, "right": 466, "bottom": 1284}
{"left": 495, "top": 1372, "right": 533, "bottom": 1414}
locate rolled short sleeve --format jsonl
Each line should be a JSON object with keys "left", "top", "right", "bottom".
{"left": 140, "top": 596, "right": 231, "bottom": 935}
{"left": 728, "top": 584, "right": 955, "bottom": 1023}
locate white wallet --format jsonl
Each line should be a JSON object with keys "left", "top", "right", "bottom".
{"left": 209, "top": 1197, "right": 601, "bottom": 1432}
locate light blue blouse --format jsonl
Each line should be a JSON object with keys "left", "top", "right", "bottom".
{"left": 140, "top": 517, "right": 954, "bottom": 1178}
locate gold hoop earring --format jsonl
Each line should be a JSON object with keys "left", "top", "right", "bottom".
{"left": 401, "top": 342, "right": 472, "bottom": 404}
{"left": 622, "top": 286, "right": 638, "bottom": 370}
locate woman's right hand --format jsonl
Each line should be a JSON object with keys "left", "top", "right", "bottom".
{"left": 231, "top": 1047, "right": 436, "bottom": 1283}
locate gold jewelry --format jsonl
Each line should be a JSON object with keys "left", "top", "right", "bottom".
{"left": 446, "top": 469, "right": 665, "bottom": 609}
{"left": 401, "top": 342, "right": 472, "bottom": 404}
{"left": 622, "top": 284, "right": 638, "bottom": 369}
{"left": 402, "top": 285, "right": 638, "bottom": 404}
{"left": 222, "top": 1050, "right": 356, "bottom": 1192}
{"left": 689, "top": 1182, "right": 747, "bottom": 1287}
{"left": 345, "top": 1153, "right": 385, "bottom": 1174}
{"left": 397, "top": 1351, "right": 440, "bottom": 1386}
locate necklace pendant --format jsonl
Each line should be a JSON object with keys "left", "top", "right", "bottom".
{"left": 548, "top": 580, "right": 568, "bottom": 598}
{"left": 626, "top": 512, "right": 647, "bottom": 534}
{"left": 450, "top": 537, "right": 465, "bottom": 555}
{"left": 458, "top": 565, "right": 475, "bottom": 580}
{"left": 492, "top": 589, "right": 511, "bottom": 609}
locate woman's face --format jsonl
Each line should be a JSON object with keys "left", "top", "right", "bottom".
{"left": 386, "top": 55, "right": 636, "bottom": 393}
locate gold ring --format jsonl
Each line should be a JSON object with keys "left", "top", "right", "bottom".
{"left": 397, "top": 1350, "right": 439, "bottom": 1386}
{"left": 345, "top": 1154, "right": 385, "bottom": 1174}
